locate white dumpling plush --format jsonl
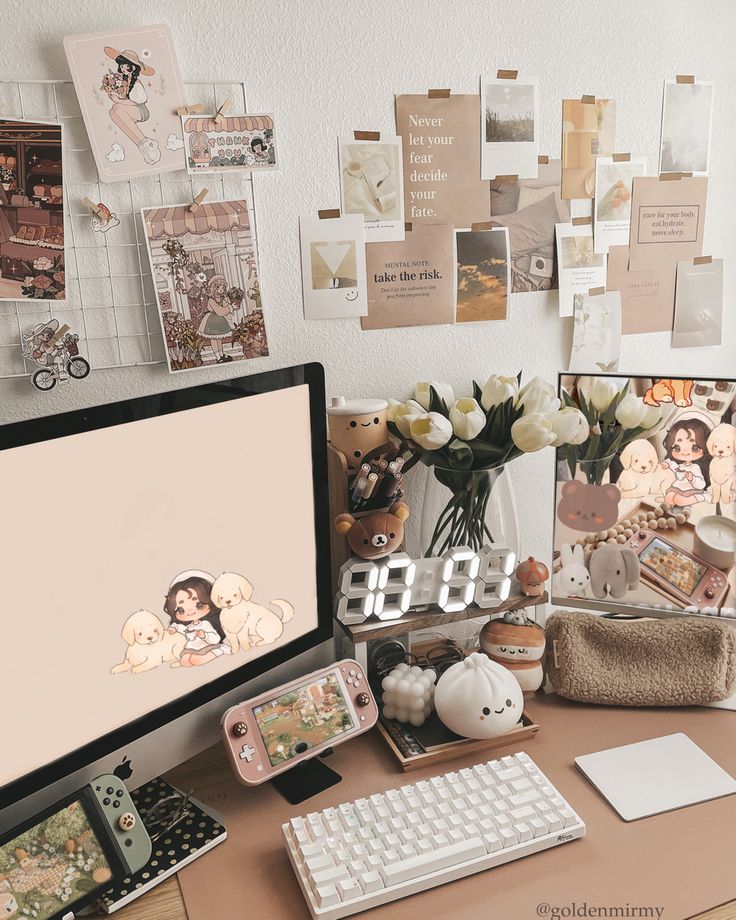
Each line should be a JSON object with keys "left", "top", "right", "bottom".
{"left": 434, "top": 652, "right": 523, "bottom": 739}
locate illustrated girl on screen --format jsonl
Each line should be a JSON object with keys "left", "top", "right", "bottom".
{"left": 197, "top": 275, "right": 233, "bottom": 364}
{"left": 102, "top": 46, "right": 161, "bottom": 166}
{"left": 661, "top": 418, "right": 712, "bottom": 506}
{"left": 164, "top": 571, "right": 230, "bottom": 667}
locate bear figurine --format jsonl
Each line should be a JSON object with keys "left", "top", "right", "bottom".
{"left": 556, "top": 480, "right": 621, "bottom": 533}
{"left": 335, "top": 501, "right": 410, "bottom": 560}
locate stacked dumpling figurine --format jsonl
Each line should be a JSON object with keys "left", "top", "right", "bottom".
{"left": 381, "top": 662, "right": 437, "bottom": 726}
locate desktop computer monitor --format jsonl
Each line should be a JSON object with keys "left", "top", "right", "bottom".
{"left": 552, "top": 373, "right": 736, "bottom": 618}
{"left": 0, "top": 363, "right": 334, "bottom": 828}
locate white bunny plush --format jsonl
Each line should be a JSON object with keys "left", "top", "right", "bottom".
{"left": 554, "top": 543, "right": 590, "bottom": 598}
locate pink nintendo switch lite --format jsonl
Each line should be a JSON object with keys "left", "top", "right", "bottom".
{"left": 221, "top": 660, "right": 378, "bottom": 785}
{"left": 626, "top": 530, "right": 729, "bottom": 610}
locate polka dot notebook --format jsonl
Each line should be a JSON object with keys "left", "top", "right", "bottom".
{"left": 97, "top": 776, "right": 227, "bottom": 914}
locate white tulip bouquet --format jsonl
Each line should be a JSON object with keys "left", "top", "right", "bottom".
{"left": 560, "top": 377, "right": 662, "bottom": 485}
{"left": 388, "top": 374, "right": 589, "bottom": 556}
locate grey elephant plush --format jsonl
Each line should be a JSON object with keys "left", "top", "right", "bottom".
{"left": 589, "top": 544, "right": 640, "bottom": 599}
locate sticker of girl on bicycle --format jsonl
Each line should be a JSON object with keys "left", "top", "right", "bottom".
{"left": 64, "top": 25, "right": 187, "bottom": 182}
{"left": 22, "top": 319, "right": 90, "bottom": 391}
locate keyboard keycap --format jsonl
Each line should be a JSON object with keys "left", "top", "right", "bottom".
{"left": 315, "top": 884, "right": 341, "bottom": 908}
{"left": 379, "top": 837, "right": 486, "bottom": 886}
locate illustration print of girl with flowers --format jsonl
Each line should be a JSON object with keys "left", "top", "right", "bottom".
{"left": 102, "top": 46, "right": 161, "bottom": 165}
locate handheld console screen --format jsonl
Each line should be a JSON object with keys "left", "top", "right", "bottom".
{"left": 0, "top": 797, "right": 119, "bottom": 920}
{"left": 640, "top": 537, "right": 708, "bottom": 598}
{"left": 254, "top": 674, "right": 355, "bottom": 767}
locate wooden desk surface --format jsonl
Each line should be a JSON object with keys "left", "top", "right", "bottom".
{"left": 111, "top": 695, "right": 736, "bottom": 920}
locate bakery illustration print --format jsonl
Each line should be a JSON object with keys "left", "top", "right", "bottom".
{"left": 110, "top": 570, "right": 294, "bottom": 675}
{"left": 64, "top": 26, "right": 186, "bottom": 182}
{"left": 182, "top": 114, "right": 277, "bottom": 174}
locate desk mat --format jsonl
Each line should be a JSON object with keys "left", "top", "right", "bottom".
{"left": 174, "top": 695, "right": 736, "bottom": 920}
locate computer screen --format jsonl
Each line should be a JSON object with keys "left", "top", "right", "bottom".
{"left": 552, "top": 374, "right": 736, "bottom": 617}
{"left": 0, "top": 366, "right": 331, "bottom": 810}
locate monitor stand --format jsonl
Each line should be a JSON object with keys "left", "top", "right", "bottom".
{"left": 270, "top": 749, "right": 341, "bottom": 805}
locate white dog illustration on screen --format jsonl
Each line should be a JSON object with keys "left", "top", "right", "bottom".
{"left": 111, "top": 609, "right": 186, "bottom": 674}
{"left": 211, "top": 572, "right": 294, "bottom": 653}
{"left": 617, "top": 438, "right": 675, "bottom": 499}
{"left": 707, "top": 423, "right": 736, "bottom": 504}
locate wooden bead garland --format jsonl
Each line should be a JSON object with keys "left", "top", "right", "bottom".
{"left": 572, "top": 504, "right": 691, "bottom": 551}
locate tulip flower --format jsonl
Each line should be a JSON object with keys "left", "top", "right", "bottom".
{"left": 511, "top": 413, "right": 557, "bottom": 452}
{"left": 549, "top": 407, "right": 589, "bottom": 446}
{"left": 385, "top": 398, "right": 402, "bottom": 423}
{"left": 415, "top": 381, "right": 455, "bottom": 412}
{"left": 590, "top": 378, "right": 618, "bottom": 413}
{"left": 409, "top": 412, "right": 454, "bottom": 450}
{"left": 615, "top": 393, "right": 647, "bottom": 429}
{"left": 394, "top": 400, "right": 424, "bottom": 438}
{"left": 516, "top": 380, "right": 560, "bottom": 417}
{"left": 639, "top": 402, "right": 661, "bottom": 429}
{"left": 481, "top": 374, "right": 518, "bottom": 410}
{"left": 449, "top": 397, "right": 486, "bottom": 441}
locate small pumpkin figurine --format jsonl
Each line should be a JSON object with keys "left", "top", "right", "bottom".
{"left": 514, "top": 556, "right": 549, "bottom": 597}
{"left": 480, "top": 610, "right": 546, "bottom": 693}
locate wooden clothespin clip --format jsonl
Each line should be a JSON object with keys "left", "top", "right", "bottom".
{"left": 659, "top": 171, "right": 693, "bottom": 181}
{"left": 580, "top": 94, "right": 596, "bottom": 105}
{"left": 47, "top": 323, "right": 70, "bottom": 349}
{"left": 427, "top": 88, "right": 451, "bottom": 98}
{"left": 353, "top": 130, "right": 380, "bottom": 141}
{"left": 588, "top": 286, "right": 606, "bottom": 296}
{"left": 693, "top": 255, "right": 713, "bottom": 265}
{"left": 471, "top": 222, "right": 493, "bottom": 232}
{"left": 676, "top": 74, "right": 695, "bottom": 84}
{"left": 612, "top": 152, "right": 631, "bottom": 162}
{"left": 538, "top": 155, "right": 550, "bottom": 165}
{"left": 190, "top": 188, "right": 208, "bottom": 213}
{"left": 176, "top": 103, "right": 205, "bottom": 116}
{"left": 214, "top": 96, "right": 232, "bottom": 128}
{"left": 571, "top": 216, "right": 592, "bottom": 226}
{"left": 318, "top": 209, "right": 341, "bottom": 219}
{"left": 404, "top": 221, "right": 413, "bottom": 232}
{"left": 495, "top": 174, "right": 518, "bottom": 184}
{"left": 83, "top": 197, "right": 106, "bottom": 218}
{"left": 496, "top": 69, "right": 518, "bottom": 80}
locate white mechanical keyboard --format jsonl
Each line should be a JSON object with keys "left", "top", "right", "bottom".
{"left": 282, "top": 751, "right": 585, "bottom": 919}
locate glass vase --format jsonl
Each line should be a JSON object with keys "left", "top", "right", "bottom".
{"left": 419, "top": 464, "right": 520, "bottom": 559}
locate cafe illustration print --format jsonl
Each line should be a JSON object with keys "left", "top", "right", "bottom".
{"left": 141, "top": 199, "right": 269, "bottom": 373}
{"left": 182, "top": 114, "right": 276, "bottom": 174}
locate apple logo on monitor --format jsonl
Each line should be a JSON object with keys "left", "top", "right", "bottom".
{"left": 113, "top": 756, "right": 134, "bottom": 781}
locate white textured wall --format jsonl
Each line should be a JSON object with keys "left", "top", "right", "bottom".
{"left": 2, "top": 0, "right": 734, "bottom": 564}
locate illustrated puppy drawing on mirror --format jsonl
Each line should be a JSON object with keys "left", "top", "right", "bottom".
{"left": 211, "top": 572, "right": 294, "bottom": 653}
{"left": 617, "top": 439, "right": 660, "bottom": 498}
{"left": 707, "top": 423, "right": 736, "bottom": 504}
{"left": 111, "top": 609, "right": 186, "bottom": 674}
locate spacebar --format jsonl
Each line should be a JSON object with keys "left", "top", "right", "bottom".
{"left": 380, "top": 837, "right": 487, "bottom": 886}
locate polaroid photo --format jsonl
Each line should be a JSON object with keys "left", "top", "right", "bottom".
{"left": 490, "top": 159, "right": 569, "bottom": 292}
{"left": 141, "top": 199, "right": 267, "bottom": 373}
{"left": 659, "top": 80, "right": 714, "bottom": 176}
{"left": 569, "top": 290, "right": 622, "bottom": 374}
{"left": 672, "top": 258, "right": 723, "bottom": 348}
{"left": 0, "top": 119, "right": 66, "bottom": 302}
{"left": 363, "top": 224, "right": 455, "bottom": 330}
{"left": 455, "top": 227, "right": 510, "bottom": 324}
{"left": 300, "top": 213, "right": 367, "bottom": 319}
{"left": 480, "top": 76, "right": 538, "bottom": 180}
{"left": 594, "top": 156, "right": 647, "bottom": 254}
{"left": 561, "top": 98, "right": 616, "bottom": 199}
{"left": 555, "top": 222, "right": 606, "bottom": 317}
{"left": 338, "top": 135, "right": 404, "bottom": 242}
{"left": 64, "top": 25, "right": 186, "bottom": 182}
{"left": 182, "top": 114, "right": 276, "bottom": 174}
{"left": 628, "top": 175, "right": 707, "bottom": 272}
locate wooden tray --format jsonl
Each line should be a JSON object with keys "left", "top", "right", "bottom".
{"left": 377, "top": 712, "right": 540, "bottom": 773}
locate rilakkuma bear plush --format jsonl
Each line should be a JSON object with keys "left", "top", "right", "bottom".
{"left": 480, "top": 611, "right": 546, "bottom": 693}
{"left": 334, "top": 501, "right": 410, "bottom": 560}
{"left": 434, "top": 652, "right": 523, "bottom": 739}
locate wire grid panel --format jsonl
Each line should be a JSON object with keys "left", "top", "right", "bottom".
{"left": 0, "top": 80, "right": 255, "bottom": 378}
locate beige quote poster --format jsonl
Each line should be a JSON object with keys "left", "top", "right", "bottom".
{"left": 395, "top": 94, "right": 490, "bottom": 227}
{"left": 628, "top": 175, "right": 707, "bottom": 272}
{"left": 606, "top": 244, "right": 676, "bottom": 334}
{"left": 362, "top": 224, "right": 455, "bottom": 329}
